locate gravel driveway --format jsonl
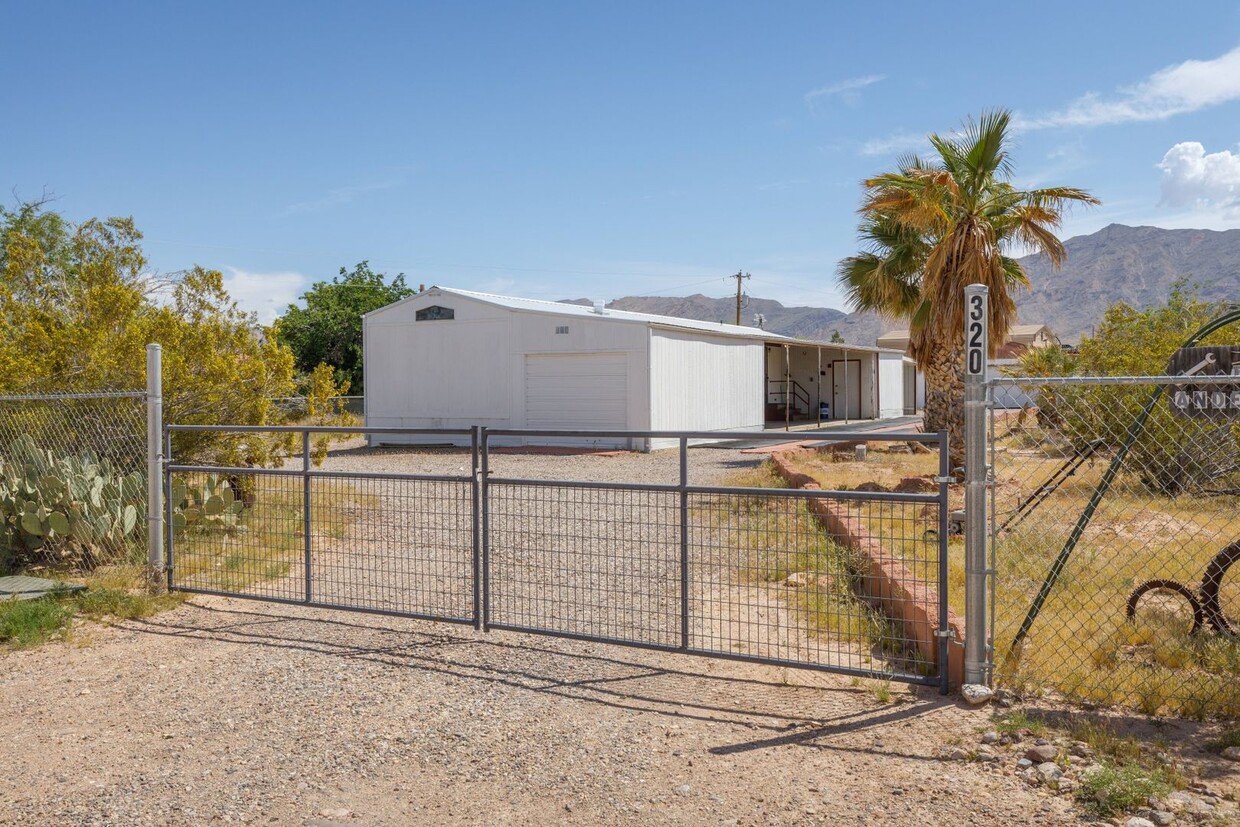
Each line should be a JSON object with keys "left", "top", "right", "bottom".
{"left": 0, "top": 446, "right": 1081, "bottom": 825}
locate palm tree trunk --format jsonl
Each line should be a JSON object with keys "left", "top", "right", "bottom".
{"left": 922, "top": 341, "right": 966, "bottom": 469}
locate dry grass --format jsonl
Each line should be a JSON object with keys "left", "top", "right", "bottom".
{"left": 704, "top": 466, "right": 907, "bottom": 664}
{"left": 705, "top": 462, "right": 927, "bottom": 674}
{"left": 1, "top": 564, "right": 185, "bottom": 652}
{"left": 786, "top": 438, "right": 1240, "bottom": 718}
{"left": 171, "top": 473, "right": 378, "bottom": 593}
{"left": 990, "top": 434, "right": 1240, "bottom": 717}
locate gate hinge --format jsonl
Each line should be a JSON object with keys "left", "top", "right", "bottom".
{"left": 933, "top": 475, "right": 954, "bottom": 484}
{"left": 934, "top": 628, "right": 956, "bottom": 640}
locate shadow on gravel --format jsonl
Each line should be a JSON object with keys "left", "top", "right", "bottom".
{"left": 122, "top": 601, "right": 956, "bottom": 759}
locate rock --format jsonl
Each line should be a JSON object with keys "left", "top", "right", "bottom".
{"left": 1222, "top": 746, "right": 1240, "bottom": 761}
{"left": 1166, "top": 791, "right": 1213, "bottom": 815}
{"left": 1150, "top": 812, "right": 1175, "bottom": 826}
{"left": 1016, "top": 758, "right": 1033, "bottom": 770}
{"left": 975, "top": 747, "right": 999, "bottom": 762}
{"left": 1069, "top": 741, "right": 1094, "bottom": 759}
{"left": 854, "top": 481, "right": 886, "bottom": 492}
{"left": 893, "top": 476, "right": 936, "bottom": 493}
{"left": 961, "top": 684, "right": 993, "bottom": 705}
{"left": 1036, "top": 762, "right": 1062, "bottom": 783}
{"left": 1025, "top": 744, "right": 1058, "bottom": 763}
{"left": 947, "top": 748, "right": 969, "bottom": 761}
{"left": 1125, "top": 818, "right": 1156, "bottom": 827}
{"left": 980, "top": 731, "right": 1000, "bottom": 745}
{"left": 783, "top": 571, "right": 815, "bottom": 587}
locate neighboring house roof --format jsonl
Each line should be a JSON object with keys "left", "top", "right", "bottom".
{"left": 369, "top": 286, "right": 906, "bottom": 354}
{"left": 876, "top": 323, "right": 1058, "bottom": 352}
{"left": 1007, "top": 324, "right": 1058, "bottom": 345}
{"left": 875, "top": 330, "right": 911, "bottom": 350}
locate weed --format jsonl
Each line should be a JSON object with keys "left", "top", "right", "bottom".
{"left": 1077, "top": 763, "right": 1174, "bottom": 817}
{"left": 993, "top": 709, "right": 1049, "bottom": 737}
{"left": 1204, "top": 728, "right": 1240, "bottom": 754}
{"left": 0, "top": 597, "right": 75, "bottom": 648}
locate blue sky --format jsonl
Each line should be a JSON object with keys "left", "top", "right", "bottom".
{"left": 5, "top": 1, "right": 1240, "bottom": 321}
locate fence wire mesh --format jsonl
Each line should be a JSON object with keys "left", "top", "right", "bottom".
{"left": 167, "top": 426, "right": 950, "bottom": 687}
{"left": 989, "top": 375, "right": 1240, "bottom": 716}
{"left": 0, "top": 389, "right": 148, "bottom": 574}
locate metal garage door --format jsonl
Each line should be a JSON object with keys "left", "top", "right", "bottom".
{"left": 524, "top": 353, "right": 628, "bottom": 432}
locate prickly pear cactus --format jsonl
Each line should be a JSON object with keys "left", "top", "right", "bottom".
{"left": 169, "top": 473, "right": 246, "bottom": 535}
{"left": 0, "top": 435, "right": 146, "bottom": 572}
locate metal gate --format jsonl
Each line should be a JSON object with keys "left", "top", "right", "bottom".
{"left": 165, "top": 425, "right": 952, "bottom": 690}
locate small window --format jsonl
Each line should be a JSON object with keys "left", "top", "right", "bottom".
{"left": 416, "top": 305, "right": 454, "bottom": 321}
{"left": 555, "top": 325, "right": 569, "bottom": 335}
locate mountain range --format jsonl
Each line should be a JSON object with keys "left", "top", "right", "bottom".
{"left": 566, "top": 224, "right": 1239, "bottom": 346}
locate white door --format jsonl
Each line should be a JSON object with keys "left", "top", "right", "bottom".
{"left": 832, "top": 359, "right": 862, "bottom": 420}
{"left": 524, "top": 353, "right": 628, "bottom": 438}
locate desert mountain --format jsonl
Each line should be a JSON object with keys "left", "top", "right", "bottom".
{"left": 565, "top": 224, "right": 1239, "bottom": 346}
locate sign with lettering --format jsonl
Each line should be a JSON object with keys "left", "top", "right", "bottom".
{"left": 965, "top": 287, "right": 988, "bottom": 377}
{"left": 1167, "top": 345, "right": 1240, "bottom": 420}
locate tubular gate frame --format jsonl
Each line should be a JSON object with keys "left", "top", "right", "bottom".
{"left": 164, "top": 424, "right": 952, "bottom": 692}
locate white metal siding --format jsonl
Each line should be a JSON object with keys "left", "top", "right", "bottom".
{"left": 524, "top": 353, "right": 628, "bottom": 430}
{"left": 878, "top": 352, "right": 906, "bottom": 419}
{"left": 649, "top": 329, "right": 764, "bottom": 447}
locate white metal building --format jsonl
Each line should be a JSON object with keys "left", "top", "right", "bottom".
{"left": 363, "top": 287, "right": 910, "bottom": 449}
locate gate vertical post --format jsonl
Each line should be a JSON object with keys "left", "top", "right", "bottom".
{"left": 145, "top": 344, "right": 164, "bottom": 586}
{"left": 303, "top": 430, "right": 312, "bottom": 603}
{"left": 480, "top": 428, "right": 491, "bottom": 632}
{"left": 471, "top": 426, "right": 482, "bottom": 630}
{"left": 963, "top": 284, "right": 990, "bottom": 686}
{"left": 937, "top": 430, "right": 952, "bottom": 694}
{"left": 679, "top": 436, "right": 689, "bottom": 651}
{"left": 164, "top": 427, "right": 175, "bottom": 592}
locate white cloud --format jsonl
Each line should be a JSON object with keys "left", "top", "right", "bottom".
{"left": 805, "top": 74, "right": 885, "bottom": 107}
{"left": 859, "top": 131, "right": 929, "bottom": 157}
{"left": 221, "top": 267, "right": 307, "bottom": 323}
{"left": 1157, "top": 141, "right": 1240, "bottom": 216}
{"left": 1020, "top": 45, "right": 1240, "bottom": 129}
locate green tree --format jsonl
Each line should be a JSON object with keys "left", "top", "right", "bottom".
{"left": 277, "top": 262, "right": 412, "bottom": 394}
{"left": 0, "top": 202, "right": 314, "bottom": 466}
{"left": 837, "top": 109, "right": 1099, "bottom": 460}
{"left": 1031, "top": 284, "right": 1237, "bottom": 494}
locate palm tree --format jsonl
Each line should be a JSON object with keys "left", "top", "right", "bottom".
{"left": 838, "top": 109, "right": 1098, "bottom": 463}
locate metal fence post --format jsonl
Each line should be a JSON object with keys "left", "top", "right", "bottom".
{"left": 937, "top": 431, "right": 951, "bottom": 694}
{"left": 480, "top": 428, "right": 491, "bottom": 632}
{"left": 145, "top": 344, "right": 164, "bottom": 586}
{"left": 471, "top": 426, "right": 482, "bottom": 630}
{"left": 963, "top": 284, "right": 990, "bottom": 686}
{"left": 679, "top": 436, "right": 690, "bottom": 651}
{"left": 303, "top": 429, "right": 312, "bottom": 603}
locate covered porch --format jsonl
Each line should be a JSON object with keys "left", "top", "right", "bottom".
{"left": 763, "top": 340, "right": 909, "bottom": 429}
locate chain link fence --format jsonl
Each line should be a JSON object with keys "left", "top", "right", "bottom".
{"left": 0, "top": 388, "right": 149, "bottom": 574}
{"left": 988, "top": 374, "right": 1239, "bottom": 716}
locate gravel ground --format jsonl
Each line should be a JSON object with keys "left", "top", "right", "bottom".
{"left": 0, "top": 447, "right": 1085, "bottom": 825}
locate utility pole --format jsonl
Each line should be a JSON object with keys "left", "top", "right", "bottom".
{"left": 733, "top": 271, "right": 750, "bottom": 325}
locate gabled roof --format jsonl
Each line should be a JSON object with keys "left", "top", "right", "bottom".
{"left": 368, "top": 285, "right": 793, "bottom": 341}
{"left": 367, "top": 285, "right": 906, "bottom": 353}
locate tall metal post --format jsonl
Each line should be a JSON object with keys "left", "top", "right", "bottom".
{"left": 303, "top": 430, "right": 312, "bottom": 603}
{"left": 679, "top": 437, "right": 690, "bottom": 650}
{"left": 963, "top": 284, "right": 990, "bottom": 685}
{"left": 145, "top": 344, "right": 164, "bottom": 585}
